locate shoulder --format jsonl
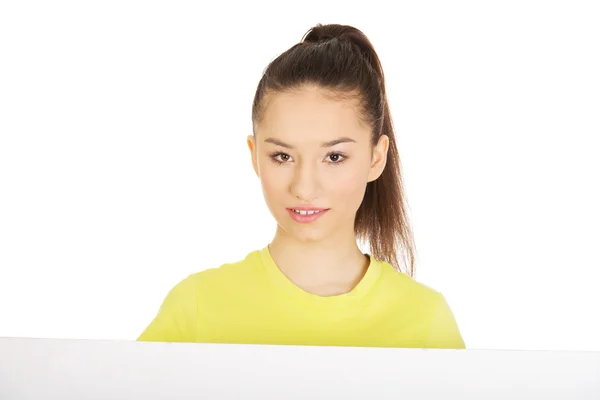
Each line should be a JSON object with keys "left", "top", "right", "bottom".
{"left": 192, "top": 248, "right": 263, "bottom": 281}
{"left": 376, "top": 260, "right": 445, "bottom": 306}
{"left": 376, "top": 261, "right": 464, "bottom": 345}
{"left": 172, "top": 249, "right": 265, "bottom": 297}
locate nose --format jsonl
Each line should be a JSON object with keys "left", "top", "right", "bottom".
{"left": 289, "top": 160, "right": 322, "bottom": 202}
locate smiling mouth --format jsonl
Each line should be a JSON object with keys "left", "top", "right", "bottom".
{"left": 286, "top": 207, "right": 329, "bottom": 223}
{"left": 291, "top": 209, "right": 325, "bottom": 215}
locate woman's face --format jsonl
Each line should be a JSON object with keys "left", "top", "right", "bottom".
{"left": 247, "top": 85, "right": 389, "bottom": 244}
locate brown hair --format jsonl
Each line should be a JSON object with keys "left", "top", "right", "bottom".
{"left": 251, "top": 23, "right": 416, "bottom": 277}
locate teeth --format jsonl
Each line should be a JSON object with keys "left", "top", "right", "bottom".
{"left": 294, "top": 209, "right": 321, "bottom": 215}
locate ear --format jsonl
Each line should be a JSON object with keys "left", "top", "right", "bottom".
{"left": 367, "top": 135, "right": 389, "bottom": 182}
{"left": 247, "top": 134, "right": 259, "bottom": 177}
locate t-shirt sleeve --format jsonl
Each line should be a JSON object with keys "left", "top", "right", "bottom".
{"left": 137, "top": 274, "right": 199, "bottom": 343}
{"left": 426, "top": 293, "right": 466, "bottom": 349}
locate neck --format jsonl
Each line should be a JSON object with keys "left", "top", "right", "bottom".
{"left": 268, "top": 226, "right": 369, "bottom": 295}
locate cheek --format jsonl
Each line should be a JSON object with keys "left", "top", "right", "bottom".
{"left": 327, "top": 167, "right": 369, "bottom": 208}
{"left": 258, "top": 163, "right": 288, "bottom": 203}
{"left": 261, "top": 176, "right": 280, "bottom": 200}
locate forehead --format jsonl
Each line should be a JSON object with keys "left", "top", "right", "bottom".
{"left": 258, "top": 86, "right": 370, "bottom": 144}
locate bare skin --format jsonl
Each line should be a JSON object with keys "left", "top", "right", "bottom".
{"left": 247, "top": 85, "right": 389, "bottom": 297}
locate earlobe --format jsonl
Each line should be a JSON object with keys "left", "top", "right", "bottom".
{"left": 247, "top": 135, "right": 259, "bottom": 177}
{"left": 367, "top": 135, "right": 389, "bottom": 182}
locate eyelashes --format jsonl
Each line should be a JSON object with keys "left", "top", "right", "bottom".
{"left": 269, "top": 152, "right": 348, "bottom": 166}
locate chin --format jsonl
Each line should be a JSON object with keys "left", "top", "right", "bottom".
{"left": 277, "top": 221, "right": 329, "bottom": 243}
{"left": 292, "top": 230, "right": 326, "bottom": 243}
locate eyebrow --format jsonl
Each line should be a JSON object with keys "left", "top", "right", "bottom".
{"left": 264, "top": 137, "right": 357, "bottom": 149}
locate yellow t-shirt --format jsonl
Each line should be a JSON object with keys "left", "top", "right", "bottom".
{"left": 137, "top": 246, "right": 466, "bottom": 349}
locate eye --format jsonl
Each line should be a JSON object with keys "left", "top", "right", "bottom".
{"left": 271, "top": 152, "right": 292, "bottom": 164}
{"left": 326, "top": 152, "right": 346, "bottom": 163}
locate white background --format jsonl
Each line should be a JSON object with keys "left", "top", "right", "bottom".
{"left": 0, "top": 0, "right": 598, "bottom": 351}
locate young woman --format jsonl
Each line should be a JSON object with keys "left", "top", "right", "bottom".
{"left": 138, "top": 23, "right": 466, "bottom": 349}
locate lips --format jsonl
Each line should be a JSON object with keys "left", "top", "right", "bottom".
{"left": 286, "top": 207, "right": 329, "bottom": 223}
{"left": 289, "top": 207, "right": 326, "bottom": 215}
